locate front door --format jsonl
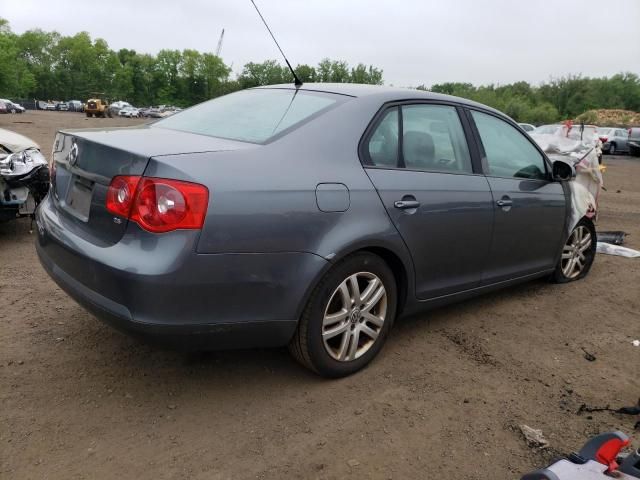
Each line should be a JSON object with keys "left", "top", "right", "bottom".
{"left": 363, "top": 103, "right": 494, "bottom": 299}
{"left": 468, "top": 110, "right": 567, "bottom": 284}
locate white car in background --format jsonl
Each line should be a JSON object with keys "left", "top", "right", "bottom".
{"left": 0, "top": 99, "right": 26, "bottom": 113}
{"left": 118, "top": 106, "right": 140, "bottom": 118}
{"left": 518, "top": 123, "right": 536, "bottom": 132}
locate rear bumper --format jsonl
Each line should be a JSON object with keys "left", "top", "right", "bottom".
{"left": 35, "top": 195, "right": 328, "bottom": 349}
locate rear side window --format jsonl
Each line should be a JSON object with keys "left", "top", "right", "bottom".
{"left": 367, "top": 108, "right": 399, "bottom": 167}
{"left": 153, "top": 89, "right": 343, "bottom": 143}
{"left": 471, "top": 110, "right": 547, "bottom": 180}
{"left": 366, "top": 104, "right": 472, "bottom": 174}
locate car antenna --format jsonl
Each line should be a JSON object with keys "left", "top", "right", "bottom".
{"left": 250, "top": 0, "right": 302, "bottom": 87}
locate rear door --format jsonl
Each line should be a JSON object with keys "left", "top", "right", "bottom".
{"left": 363, "top": 103, "right": 494, "bottom": 299}
{"left": 467, "top": 109, "right": 566, "bottom": 284}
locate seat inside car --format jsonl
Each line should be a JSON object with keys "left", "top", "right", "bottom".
{"left": 403, "top": 130, "right": 435, "bottom": 170}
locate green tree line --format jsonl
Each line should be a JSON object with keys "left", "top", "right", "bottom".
{"left": 0, "top": 18, "right": 382, "bottom": 107}
{"left": 421, "top": 74, "right": 640, "bottom": 124}
{"left": 1, "top": 17, "right": 639, "bottom": 123}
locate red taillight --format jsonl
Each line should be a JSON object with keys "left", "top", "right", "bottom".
{"left": 599, "top": 136, "right": 608, "bottom": 142}
{"left": 106, "top": 175, "right": 141, "bottom": 217}
{"left": 106, "top": 176, "right": 208, "bottom": 233}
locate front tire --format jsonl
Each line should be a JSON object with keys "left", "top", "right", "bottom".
{"left": 289, "top": 252, "right": 397, "bottom": 377}
{"left": 551, "top": 218, "right": 596, "bottom": 283}
{"left": 609, "top": 143, "right": 616, "bottom": 155}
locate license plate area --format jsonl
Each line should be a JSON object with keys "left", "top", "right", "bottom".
{"left": 65, "top": 176, "right": 94, "bottom": 221}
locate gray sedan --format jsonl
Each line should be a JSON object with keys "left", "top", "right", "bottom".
{"left": 36, "top": 84, "right": 596, "bottom": 377}
{"left": 599, "top": 127, "right": 629, "bottom": 154}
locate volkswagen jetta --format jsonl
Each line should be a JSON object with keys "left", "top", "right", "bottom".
{"left": 36, "top": 84, "right": 596, "bottom": 377}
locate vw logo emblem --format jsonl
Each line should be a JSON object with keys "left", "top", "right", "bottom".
{"left": 68, "top": 141, "right": 79, "bottom": 166}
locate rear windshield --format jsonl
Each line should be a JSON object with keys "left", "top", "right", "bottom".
{"left": 153, "top": 89, "right": 344, "bottom": 143}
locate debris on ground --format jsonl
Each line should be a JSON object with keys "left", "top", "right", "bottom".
{"left": 577, "top": 399, "right": 640, "bottom": 416}
{"left": 581, "top": 347, "right": 597, "bottom": 362}
{"left": 632, "top": 340, "right": 640, "bottom": 347}
{"left": 596, "top": 242, "right": 640, "bottom": 258}
{"left": 596, "top": 231, "right": 628, "bottom": 245}
{"left": 520, "top": 425, "right": 549, "bottom": 449}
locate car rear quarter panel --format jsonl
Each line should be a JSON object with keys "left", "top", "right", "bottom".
{"left": 145, "top": 97, "right": 411, "bottom": 258}
{"left": 144, "top": 96, "right": 417, "bottom": 312}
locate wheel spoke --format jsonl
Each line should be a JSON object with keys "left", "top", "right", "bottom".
{"left": 323, "top": 308, "right": 348, "bottom": 327}
{"left": 323, "top": 322, "right": 350, "bottom": 340}
{"left": 360, "top": 324, "right": 379, "bottom": 341}
{"left": 348, "top": 275, "right": 360, "bottom": 306}
{"left": 347, "top": 328, "right": 360, "bottom": 360}
{"left": 336, "top": 330, "right": 351, "bottom": 361}
{"left": 578, "top": 233, "right": 592, "bottom": 251}
{"left": 362, "top": 311, "right": 384, "bottom": 327}
{"left": 338, "top": 281, "right": 351, "bottom": 308}
{"left": 561, "top": 252, "right": 572, "bottom": 259}
{"left": 362, "top": 285, "right": 385, "bottom": 312}
{"left": 359, "top": 277, "right": 379, "bottom": 305}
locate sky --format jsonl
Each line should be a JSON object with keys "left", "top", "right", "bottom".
{"left": 1, "top": 0, "right": 639, "bottom": 87}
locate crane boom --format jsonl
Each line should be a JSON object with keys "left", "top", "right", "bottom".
{"left": 215, "top": 28, "right": 225, "bottom": 57}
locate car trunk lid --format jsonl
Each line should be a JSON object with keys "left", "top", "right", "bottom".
{"left": 50, "top": 126, "right": 252, "bottom": 245}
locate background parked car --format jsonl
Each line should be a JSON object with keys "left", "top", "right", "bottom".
{"left": 0, "top": 101, "right": 7, "bottom": 114}
{"left": 55, "top": 102, "right": 69, "bottom": 111}
{"left": 67, "top": 100, "right": 84, "bottom": 112}
{"left": 0, "top": 99, "right": 25, "bottom": 113}
{"left": 629, "top": 127, "right": 640, "bottom": 157}
{"left": 108, "top": 101, "right": 132, "bottom": 117}
{"left": 518, "top": 123, "right": 536, "bottom": 132}
{"left": 44, "top": 102, "right": 56, "bottom": 111}
{"left": 599, "top": 127, "right": 629, "bottom": 154}
{"left": 118, "top": 106, "right": 140, "bottom": 118}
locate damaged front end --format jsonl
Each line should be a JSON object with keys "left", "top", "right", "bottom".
{"left": 0, "top": 140, "right": 50, "bottom": 223}
{"left": 530, "top": 130, "right": 603, "bottom": 234}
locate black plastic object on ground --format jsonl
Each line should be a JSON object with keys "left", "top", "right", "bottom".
{"left": 597, "top": 231, "right": 627, "bottom": 245}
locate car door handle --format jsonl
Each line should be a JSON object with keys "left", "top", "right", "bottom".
{"left": 394, "top": 200, "right": 420, "bottom": 209}
{"left": 496, "top": 198, "right": 513, "bottom": 207}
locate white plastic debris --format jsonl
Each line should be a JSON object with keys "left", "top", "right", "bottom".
{"left": 596, "top": 242, "right": 640, "bottom": 258}
{"left": 520, "top": 425, "right": 549, "bottom": 449}
{"left": 632, "top": 340, "right": 640, "bottom": 347}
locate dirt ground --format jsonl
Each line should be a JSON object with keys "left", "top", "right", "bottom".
{"left": 1, "top": 111, "right": 639, "bottom": 479}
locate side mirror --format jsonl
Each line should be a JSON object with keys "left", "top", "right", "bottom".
{"left": 552, "top": 160, "right": 576, "bottom": 181}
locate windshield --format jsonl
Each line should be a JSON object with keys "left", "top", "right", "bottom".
{"left": 153, "top": 89, "right": 344, "bottom": 143}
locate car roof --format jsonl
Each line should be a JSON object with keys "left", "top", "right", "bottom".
{"left": 254, "top": 83, "right": 505, "bottom": 115}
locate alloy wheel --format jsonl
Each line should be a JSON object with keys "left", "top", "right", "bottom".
{"left": 561, "top": 225, "right": 592, "bottom": 279}
{"left": 322, "top": 272, "right": 387, "bottom": 362}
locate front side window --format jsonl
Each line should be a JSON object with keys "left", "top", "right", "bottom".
{"left": 366, "top": 104, "right": 472, "bottom": 174}
{"left": 153, "top": 89, "right": 343, "bottom": 143}
{"left": 471, "top": 110, "right": 547, "bottom": 180}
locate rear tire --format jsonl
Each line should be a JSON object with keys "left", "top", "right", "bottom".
{"left": 289, "top": 252, "right": 397, "bottom": 378}
{"left": 550, "top": 218, "right": 596, "bottom": 283}
{"left": 86, "top": 112, "right": 92, "bottom": 118}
